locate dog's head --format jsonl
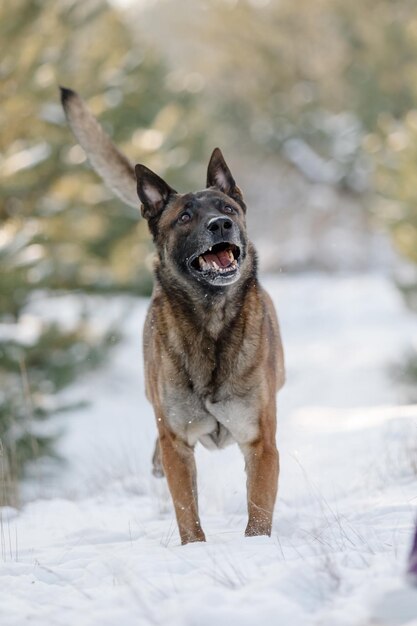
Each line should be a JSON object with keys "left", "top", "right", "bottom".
{"left": 135, "top": 148, "right": 250, "bottom": 289}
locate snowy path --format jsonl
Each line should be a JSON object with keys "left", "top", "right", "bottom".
{"left": 2, "top": 274, "right": 417, "bottom": 625}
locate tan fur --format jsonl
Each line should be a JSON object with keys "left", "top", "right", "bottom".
{"left": 145, "top": 271, "right": 284, "bottom": 543}
{"left": 61, "top": 89, "right": 285, "bottom": 544}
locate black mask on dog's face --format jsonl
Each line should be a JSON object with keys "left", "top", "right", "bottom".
{"left": 135, "top": 149, "right": 248, "bottom": 288}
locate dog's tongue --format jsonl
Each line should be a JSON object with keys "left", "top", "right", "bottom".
{"left": 203, "top": 249, "right": 232, "bottom": 268}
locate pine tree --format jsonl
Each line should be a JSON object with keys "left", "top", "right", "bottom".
{"left": 0, "top": 0, "right": 204, "bottom": 503}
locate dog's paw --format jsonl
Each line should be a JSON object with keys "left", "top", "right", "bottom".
{"left": 152, "top": 466, "right": 165, "bottom": 478}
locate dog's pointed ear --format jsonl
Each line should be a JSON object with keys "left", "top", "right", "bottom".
{"left": 206, "top": 148, "right": 245, "bottom": 209}
{"left": 135, "top": 164, "right": 177, "bottom": 221}
{"left": 206, "top": 148, "right": 236, "bottom": 195}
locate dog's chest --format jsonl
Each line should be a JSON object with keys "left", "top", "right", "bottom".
{"left": 161, "top": 300, "right": 261, "bottom": 448}
{"left": 164, "top": 383, "right": 259, "bottom": 449}
{"left": 203, "top": 395, "right": 259, "bottom": 447}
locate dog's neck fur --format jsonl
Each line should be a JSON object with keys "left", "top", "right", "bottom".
{"left": 155, "top": 247, "right": 259, "bottom": 340}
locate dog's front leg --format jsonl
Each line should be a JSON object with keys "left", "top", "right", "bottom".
{"left": 158, "top": 427, "right": 206, "bottom": 545}
{"left": 241, "top": 432, "right": 279, "bottom": 537}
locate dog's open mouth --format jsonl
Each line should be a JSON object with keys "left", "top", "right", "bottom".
{"left": 191, "top": 242, "right": 240, "bottom": 274}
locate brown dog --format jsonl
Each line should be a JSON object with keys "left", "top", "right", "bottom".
{"left": 61, "top": 88, "right": 285, "bottom": 544}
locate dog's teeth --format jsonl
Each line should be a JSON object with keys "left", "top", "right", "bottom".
{"left": 208, "top": 247, "right": 212, "bottom": 252}
{"left": 197, "top": 253, "right": 236, "bottom": 272}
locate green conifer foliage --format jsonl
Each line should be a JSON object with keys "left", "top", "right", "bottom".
{"left": 0, "top": 0, "right": 203, "bottom": 503}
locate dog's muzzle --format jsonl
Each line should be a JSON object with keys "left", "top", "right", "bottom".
{"left": 188, "top": 242, "right": 241, "bottom": 284}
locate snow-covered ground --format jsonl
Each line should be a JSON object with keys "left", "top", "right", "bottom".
{"left": 2, "top": 273, "right": 417, "bottom": 625}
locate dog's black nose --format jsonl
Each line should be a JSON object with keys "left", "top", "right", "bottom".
{"left": 207, "top": 216, "right": 233, "bottom": 237}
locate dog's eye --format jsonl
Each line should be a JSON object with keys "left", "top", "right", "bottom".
{"left": 179, "top": 211, "right": 191, "bottom": 224}
{"left": 224, "top": 205, "right": 235, "bottom": 215}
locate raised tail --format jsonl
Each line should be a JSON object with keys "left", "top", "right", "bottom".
{"left": 60, "top": 87, "right": 139, "bottom": 209}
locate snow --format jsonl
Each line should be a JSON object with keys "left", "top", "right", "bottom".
{"left": 2, "top": 273, "right": 417, "bottom": 625}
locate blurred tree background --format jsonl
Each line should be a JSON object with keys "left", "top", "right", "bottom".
{"left": 133, "top": 0, "right": 417, "bottom": 385}
{"left": 0, "top": 0, "right": 206, "bottom": 504}
{"left": 3, "top": 0, "right": 417, "bottom": 501}
{"left": 135, "top": 0, "right": 417, "bottom": 208}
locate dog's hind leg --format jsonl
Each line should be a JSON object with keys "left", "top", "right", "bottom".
{"left": 158, "top": 426, "right": 206, "bottom": 545}
{"left": 152, "top": 437, "right": 165, "bottom": 478}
